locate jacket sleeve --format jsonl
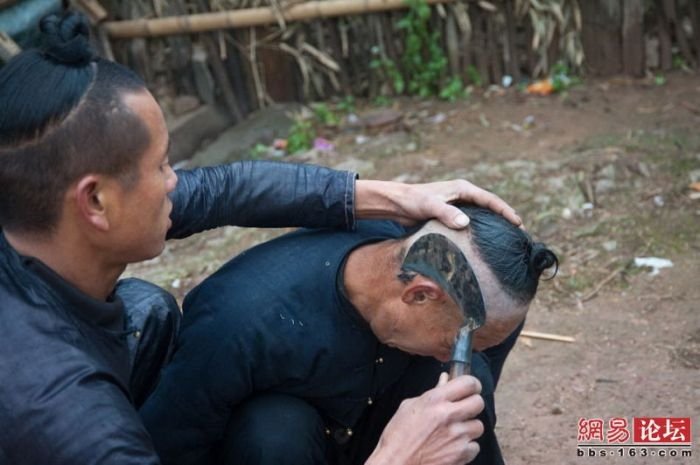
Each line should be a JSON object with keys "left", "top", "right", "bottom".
{"left": 167, "top": 161, "right": 357, "bottom": 240}
{"left": 0, "top": 337, "right": 161, "bottom": 465}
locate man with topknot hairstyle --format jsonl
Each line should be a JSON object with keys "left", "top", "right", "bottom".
{"left": 141, "top": 205, "right": 557, "bottom": 465}
{"left": 0, "top": 10, "right": 522, "bottom": 465}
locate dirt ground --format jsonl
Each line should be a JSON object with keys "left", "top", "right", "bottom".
{"left": 126, "top": 72, "right": 700, "bottom": 464}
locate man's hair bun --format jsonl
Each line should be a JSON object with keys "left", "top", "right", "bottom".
{"left": 529, "top": 243, "right": 558, "bottom": 279}
{"left": 39, "top": 12, "right": 94, "bottom": 66}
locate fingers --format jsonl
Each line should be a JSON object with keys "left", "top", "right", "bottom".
{"left": 432, "top": 202, "right": 470, "bottom": 229}
{"left": 436, "top": 372, "right": 449, "bottom": 387}
{"left": 447, "top": 392, "right": 485, "bottom": 422}
{"left": 451, "top": 181, "right": 523, "bottom": 227}
{"left": 463, "top": 440, "right": 481, "bottom": 463}
{"left": 449, "top": 418, "right": 485, "bottom": 442}
{"left": 431, "top": 375, "right": 482, "bottom": 402}
{"left": 446, "top": 422, "right": 483, "bottom": 464}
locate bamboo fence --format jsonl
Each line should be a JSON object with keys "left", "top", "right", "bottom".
{"left": 88, "top": 0, "right": 697, "bottom": 119}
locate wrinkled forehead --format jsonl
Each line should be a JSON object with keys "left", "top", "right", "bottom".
{"left": 402, "top": 232, "right": 485, "bottom": 330}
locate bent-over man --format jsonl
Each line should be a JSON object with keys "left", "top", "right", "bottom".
{"left": 141, "top": 205, "right": 558, "bottom": 465}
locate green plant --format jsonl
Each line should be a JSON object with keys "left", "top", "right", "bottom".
{"left": 551, "top": 61, "right": 581, "bottom": 92}
{"left": 370, "top": 54, "right": 406, "bottom": 95}
{"left": 336, "top": 95, "right": 356, "bottom": 114}
{"left": 373, "top": 95, "right": 393, "bottom": 107}
{"left": 672, "top": 55, "right": 688, "bottom": 70}
{"left": 378, "top": 0, "right": 468, "bottom": 102}
{"left": 439, "top": 76, "right": 469, "bottom": 102}
{"left": 397, "top": 0, "right": 447, "bottom": 97}
{"left": 287, "top": 118, "right": 315, "bottom": 154}
{"left": 311, "top": 103, "right": 339, "bottom": 126}
{"left": 466, "top": 65, "right": 484, "bottom": 87}
{"left": 249, "top": 143, "right": 268, "bottom": 159}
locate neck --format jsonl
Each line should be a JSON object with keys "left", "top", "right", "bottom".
{"left": 343, "top": 240, "right": 404, "bottom": 331}
{"left": 4, "top": 228, "right": 124, "bottom": 301}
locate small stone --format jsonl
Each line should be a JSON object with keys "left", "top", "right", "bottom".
{"left": 172, "top": 95, "right": 200, "bottom": 116}
{"left": 598, "top": 164, "right": 616, "bottom": 180}
{"left": 547, "top": 176, "right": 566, "bottom": 190}
{"left": 523, "top": 115, "right": 536, "bottom": 129}
{"left": 428, "top": 113, "right": 447, "bottom": 124}
{"left": 637, "top": 162, "right": 651, "bottom": 178}
{"left": 595, "top": 179, "right": 616, "bottom": 195}
{"left": 653, "top": 195, "right": 665, "bottom": 207}
{"left": 550, "top": 406, "right": 563, "bottom": 415}
{"left": 355, "top": 135, "right": 369, "bottom": 145}
{"left": 479, "top": 113, "right": 490, "bottom": 128}
{"left": 688, "top": 168, "right": 700, "bottom": 183}
{"left": 561, "top": 208, "right": 573, "bottom": 220}
{"left": 171, "top": 278, "right": 181, "bottom": 289}
{"left": 602, "top": 240, "right": 617, "bottom": 252}
{"left": 405, "top": 141, "right": 418, "bottom": 152}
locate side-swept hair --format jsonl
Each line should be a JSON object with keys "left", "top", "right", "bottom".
{"left": 0, "top": 12, "right": 150, "bottom": 233}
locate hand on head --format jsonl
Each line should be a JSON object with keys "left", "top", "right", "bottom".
{"left": 354, "top": 179, "right": 522, "bottom": 231}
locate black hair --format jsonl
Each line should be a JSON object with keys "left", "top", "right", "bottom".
{"left": 0, "top": 12, "right": 151, "bottom": 233}
{"left": 404, "top": 205, "right": 558, "bottom": 305}
{"left": 457, "top": 205, "right": 558, "bottom": 304}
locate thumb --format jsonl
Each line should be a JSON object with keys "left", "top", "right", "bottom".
{"left": 436, "top": 372, "right": 449, "bottom": 387}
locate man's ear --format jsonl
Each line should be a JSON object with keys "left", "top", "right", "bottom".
{"left": 401, "top": 274, "right": 447, "bottom": 305}
{"left": 73, "top": 175, "right": 111, "bottom": 232}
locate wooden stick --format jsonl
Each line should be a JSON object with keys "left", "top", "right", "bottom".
{"left": 622, "top": 0, "right": 644, "bottom": 76}
{"left": 503, "top": 0, "right": 520, "bottom": 82}
{"left": 520, "top": 330, "right": 575, "bottom": 343}
{"left": 96, "top": 26, "right": 115, "bottom": 61}
{"left": 690, "top": 1, "right": 700, "bottom": 66}
{"left": 0, "top": 32, "right": 21, "bottom": 62}
{"left": 72, "top": 0, "right": 108, "bottom": 25}
{"left": 203, "top": 34, "right": 244, "bottom": 121}
{"left": 662, "top": 0, "right": 696, "bottom": 67}
{"left": 104, "top": 0, "right": 455, "bottom": 39}
{"left": 581, "top": 265, "right": 626, "bottom": 302}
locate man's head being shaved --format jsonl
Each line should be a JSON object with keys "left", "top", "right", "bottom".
{"left": 398, "top": 205, "right": 558, "bottom": 351}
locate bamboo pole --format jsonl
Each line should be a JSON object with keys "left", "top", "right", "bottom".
{"left": 0, "top": 32, "right": 21, "bottom": 62}
{"left": 104, "top": 0, "right": 455, "bottom": 39}
{"left": 520, "top": 330, "right": 575, "bottom": 343}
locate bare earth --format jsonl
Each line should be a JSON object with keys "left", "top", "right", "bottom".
{"left": 127, "top": 73, "right": 700, "bottom": 464}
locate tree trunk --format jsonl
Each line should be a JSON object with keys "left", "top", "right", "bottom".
{"left": 622, "top": 0, "right": 644, "bottom": 76}
{"left": 580, "top": 0, "right": 623, "bottom": 75}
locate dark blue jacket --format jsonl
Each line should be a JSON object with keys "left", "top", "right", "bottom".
{"left": 141, "top": 221, "right": 517, "bottom": 465}
{"left": 0, "top": 161, "right": 356, "bottom": 465}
